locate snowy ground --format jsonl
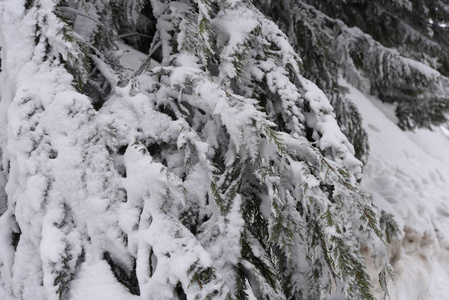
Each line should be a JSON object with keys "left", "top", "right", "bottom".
{"left": 342, "top": 79, "right": 449, "bottom": 300}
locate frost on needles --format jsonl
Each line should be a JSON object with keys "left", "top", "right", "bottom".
{"left": 0, "top": 0, "right": 390, "bottom": 299}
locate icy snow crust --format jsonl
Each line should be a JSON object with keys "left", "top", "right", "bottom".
{"left": 341, "top": 79, "right": 449, "bottom": 300}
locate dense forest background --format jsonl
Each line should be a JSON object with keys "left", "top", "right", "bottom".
{"left": 1, "top": 0, "right": 449, "bottom": 299}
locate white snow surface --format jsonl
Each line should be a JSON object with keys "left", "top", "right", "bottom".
{"left": 70, "top": 261, "right": 139, "bottom": 300}
{"left": 341, "top": 78, "right": 449, "bottom": 300}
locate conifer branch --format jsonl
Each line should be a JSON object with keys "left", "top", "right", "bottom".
{"left": 133, "top": 40, "right": 161, "bottom": 77}
{"left": 117, "top": 32, "right": 153, "bottom": 39}
{"left": 57, "top": 7, "right": 101, "bottom": 24}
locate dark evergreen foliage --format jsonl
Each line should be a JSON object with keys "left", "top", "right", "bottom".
{"left": 255, "top": 0, "right": 449, "bottom": 132}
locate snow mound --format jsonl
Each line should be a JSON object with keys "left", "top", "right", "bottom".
{"left": 342, "top": 78, "right": 449, "bottom": 300}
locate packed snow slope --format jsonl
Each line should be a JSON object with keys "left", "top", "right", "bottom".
{"left": 341, "top": 79, "right": 449, "bottom": 300}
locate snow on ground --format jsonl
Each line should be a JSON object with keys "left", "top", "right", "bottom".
{"left": 0, "top": 283, "right": 13, "bottom": 300}
{"left": 341, "top": 78, "right": 449, "bottom": 300}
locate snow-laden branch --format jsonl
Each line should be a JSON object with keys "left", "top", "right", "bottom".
{"left": 57, "top": 7, "right": 100, "bottom": 24}
{"left": 117, "top": 32, "right": 153, "bottom": 39}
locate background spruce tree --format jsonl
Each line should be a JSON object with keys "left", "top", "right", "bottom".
{"left": 0, "top": 0, "right": 426, "bottom": 299}
{"left": 255, "top": 0, "right": 449, "bottom": 134}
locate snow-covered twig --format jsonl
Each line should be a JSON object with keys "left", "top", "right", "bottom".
{"left": 57, "top": 7, "right": 100, "bottom": 24}
{"left": 133, "top": 40, "right": 162, "bottom": 77}
{"left": 117, "top": 33, "right": 153, "bottom": 39}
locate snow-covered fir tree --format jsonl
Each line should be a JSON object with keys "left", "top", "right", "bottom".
{"left": 4, "top": 0, "right": 449, "bottom": 299}
{"left": 255, "top": 0, "right": 449, "bottom": 134}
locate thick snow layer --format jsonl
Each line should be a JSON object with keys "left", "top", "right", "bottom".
{"left": 341, "top": 78, "right": 449, "bottom": 300}
{"left": 70, "top": 261, "right": 139, "bottom": 300}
